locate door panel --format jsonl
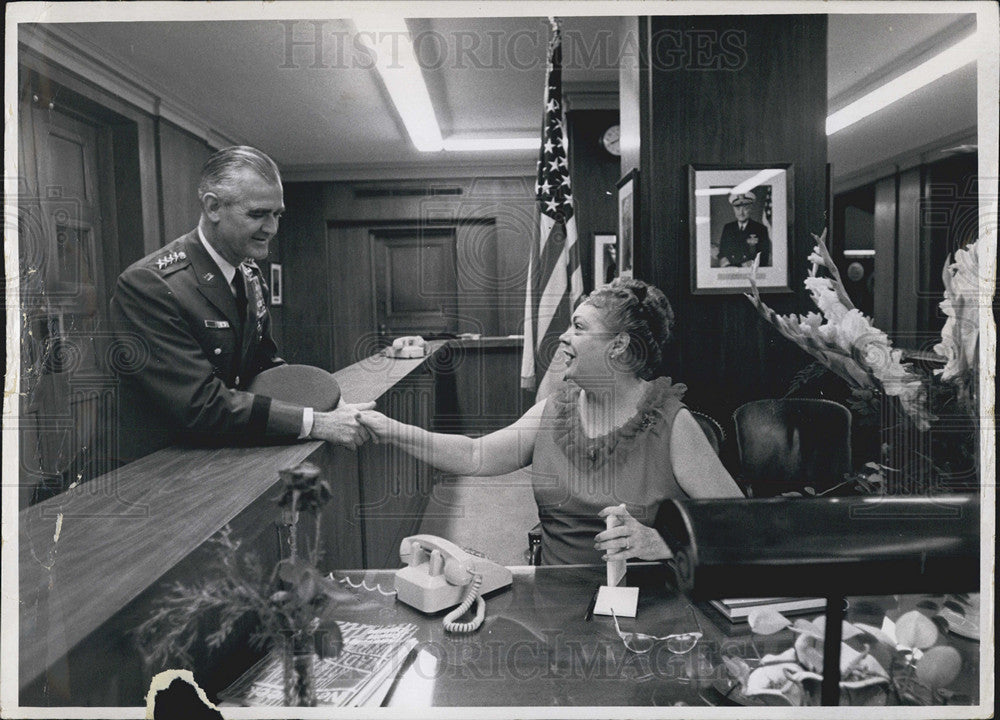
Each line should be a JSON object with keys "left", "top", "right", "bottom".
{"left": 21, "top": 101, "right": 115, "bottom": 505}
{"left": 372, "top": 227, "right": 459, "bottom": 338}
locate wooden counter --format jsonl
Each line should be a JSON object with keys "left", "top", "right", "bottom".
{"left": 18, "top": 343, "right": 443, "bottom": 703}
{"left": 431, "top": 335, "right": 531, "bottom": 435}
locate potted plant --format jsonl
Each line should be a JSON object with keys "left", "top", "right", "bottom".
{"left": 135, "top": 462, "right": 350, "bottom": 706}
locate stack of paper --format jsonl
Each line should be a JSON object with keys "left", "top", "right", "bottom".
{"left": 708, "top": 597, "right": 827, "bottom": 623}
{"left": 220, "top": 621, "right": 418, "bottom": 707}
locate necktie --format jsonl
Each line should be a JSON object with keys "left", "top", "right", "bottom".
{"left": 232, "top": 268, "right": 248, "bottom": 326}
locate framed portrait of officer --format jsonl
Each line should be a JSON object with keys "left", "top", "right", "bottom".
{"left": 689, "top": 164, "right": 793, "bottom": 294}
{"left": 617, "top": 169, "right": 638, "bottom": 279}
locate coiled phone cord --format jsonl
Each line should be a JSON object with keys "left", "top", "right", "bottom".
{"left": 443, "top": 573, "right": 485, "bottom": 632}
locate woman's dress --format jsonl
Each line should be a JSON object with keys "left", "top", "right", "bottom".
{"left": 530, "top": 377, "right": 689, "bottom": 565}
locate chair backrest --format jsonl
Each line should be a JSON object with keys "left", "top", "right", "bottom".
{"left": 688, "top": 410, "right": 725, "bottom": 456}
{"left": 732, "top": 399, "right": 852, "bottom": 497}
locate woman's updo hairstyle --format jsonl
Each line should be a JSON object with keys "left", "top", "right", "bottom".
{"left": 585, "top": 278, "right": 674, "bottom": 379}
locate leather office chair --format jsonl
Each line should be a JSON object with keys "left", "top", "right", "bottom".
{"left": 526, "top": 408, "right": 728, "bottom": 564}
{"left": 732, "top": 398, "right": 852, "bottom": 498}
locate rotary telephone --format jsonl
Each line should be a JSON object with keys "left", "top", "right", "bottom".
{"left": 395, "top": 535, "right": 512, "bottom": 633}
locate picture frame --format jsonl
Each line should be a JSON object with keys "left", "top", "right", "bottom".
{"left": 616, "top": 169, "right": 638, "bottom": 279}
{"left": 269, "top": 262, "right": 283, "bottom": 306}
{"left": 688, "top": 163, "right": 793, "bottom": 294}
{"left": 593, "top": 233, "right": 618, "bottom": 288}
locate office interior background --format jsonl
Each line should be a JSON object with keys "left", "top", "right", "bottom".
{"left": 6, "top": 8, "right": 996, "bottom": 711}
{"left": 12, "top": 11, "right": 987, "bottom": 537}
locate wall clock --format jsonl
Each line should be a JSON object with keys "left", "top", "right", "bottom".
{"left": 601, "top": 124, "right": 621, "bottom": 156}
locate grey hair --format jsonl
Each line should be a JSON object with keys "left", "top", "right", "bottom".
{"left": 197, "top": 146, "right": 281, "bottom": 203}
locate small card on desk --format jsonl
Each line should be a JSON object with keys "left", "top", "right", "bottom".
{"left": 593, "top": 585, "right": 639, "bottom": 617}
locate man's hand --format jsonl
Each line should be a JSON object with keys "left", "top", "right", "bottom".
{"left": 310, "top": 401, "right": 376, "bottom": 448}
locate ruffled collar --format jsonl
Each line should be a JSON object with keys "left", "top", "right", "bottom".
{"left": 551, "top": 376, "right": 686, "bottom": 470}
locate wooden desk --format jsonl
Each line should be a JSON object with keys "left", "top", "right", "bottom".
{"left": 324, "top": 564, "right": 981, "bottom": 708}
{"left": 18, "top": 343, "right": 443, "bottom": 703}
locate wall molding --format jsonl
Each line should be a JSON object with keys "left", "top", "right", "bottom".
{"left": 564, "top": 81, "right": 618, "bottom": 111}
{"left": 283, "top": 160, "right": 535, "bottom": 182}
{"left": 833, "top": 126, "right": 977, "bottom": 194}
{"left": 19, "top": 24, "right": 237, "bottom": 149}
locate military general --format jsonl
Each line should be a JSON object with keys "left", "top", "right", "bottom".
{"left": 717, "top": 191, "right": 771, "bottom": 268}
{"left": 110, "top": 145, "right": 373, "bottom": 461}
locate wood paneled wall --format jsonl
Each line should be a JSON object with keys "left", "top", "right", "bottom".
{"left": 277, "top": 109, "right": 621, "bottom": 379}
{"left": 567, "top": 109, "right": 621, "bottom": 292}
{"left": 869, "top": 152, "right": 978, "bottom": 350}
{"left": 278, "top": 177, "right": 536, "bottom": 374}
{"left": 632, "top": 15, "right": 829, "bottom": 423}
{"left": 156, "top": 121, "right": 212, "bottom": 244}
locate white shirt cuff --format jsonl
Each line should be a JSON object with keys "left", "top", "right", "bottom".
{"left": 299, "top": 407, "right": 314, "bottom": 439}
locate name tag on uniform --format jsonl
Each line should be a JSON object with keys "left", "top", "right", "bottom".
{"left": 205, "top": 319, "right": 230, "bottom": 328}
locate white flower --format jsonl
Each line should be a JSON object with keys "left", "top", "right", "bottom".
{"left": 873, "top": 349, "right": 917, "bottom": 390}
{"left": 800, "top": 312, "right": 823, "bottom": 330}
{"left": 804, "top": 276, "right": 849, "bottom": 323}
{"left": 835, "top": 309, "right": 883, "bottom": 356}
{"left": 934, "top": 242, "right": 979, "bottom": 383}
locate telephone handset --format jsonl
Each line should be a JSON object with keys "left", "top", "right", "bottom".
{"left": 384, "top": 336, "right": 427, "bottom": 358}
{"left": 395, "top": 535, "right": 513, "bottom": 633}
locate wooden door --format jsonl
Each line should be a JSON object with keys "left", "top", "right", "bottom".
{"left": 20, "top": 99, "right": 116, "bottom": 504}
{"left": 371, "top": 227, "right": 459, "bottom": 340}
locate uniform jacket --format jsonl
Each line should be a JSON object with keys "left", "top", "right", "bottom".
{"left": 110, "top": 230, "right": 303, "bottom": 461}
{"left": 718, "top": 218, "right": 771, "bottom": 267}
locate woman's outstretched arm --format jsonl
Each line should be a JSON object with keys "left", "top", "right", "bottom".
{"left": 357, "top": 399, "right": 547, "bottom": 476}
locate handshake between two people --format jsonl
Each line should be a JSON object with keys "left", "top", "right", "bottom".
{"left": 308, "top": 401, "right": 377, "bottom": 448}
{"left": 307, "top": 405, "right": 404, "bottom": 449}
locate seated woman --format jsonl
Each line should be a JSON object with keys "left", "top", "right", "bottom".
{"left": 358, "top": 278, "right": 743, "bottom": 565}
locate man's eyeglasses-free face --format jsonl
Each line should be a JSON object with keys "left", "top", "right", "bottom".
{"left": 611, "top": 606, "right": 703, "bottom": 655}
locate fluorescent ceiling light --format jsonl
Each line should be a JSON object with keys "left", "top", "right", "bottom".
{"left": 827, "top": 30, "right": 979, "bottom": 135}
{"left": 353, "top": 15, "right": 443, "bottom": 152}
{"left": 442, "top": 137, "right": 539, "bottom": 152}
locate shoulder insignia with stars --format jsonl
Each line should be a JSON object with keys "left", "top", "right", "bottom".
{"left": 153, "top": 250, "right": 188, "bottom": 272}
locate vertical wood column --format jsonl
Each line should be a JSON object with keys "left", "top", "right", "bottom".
{"left": 895, "top": 168, "right": 923, "bottom": 340}
{"left": 873, "top": 174, "right": 898, "bottom": 334}
{"left": 624, "top": 15, "right": 828, "bottom": 419}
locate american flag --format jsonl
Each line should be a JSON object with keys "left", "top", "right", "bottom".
{"left": 761, "top": 185, "right": 773, "bottom": 232}
{"left": 521, "top": 18, "right": 584, "bottom": 393}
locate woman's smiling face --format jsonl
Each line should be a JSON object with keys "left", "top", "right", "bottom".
{"left": 558, "top": 302, "right": 620, "bottom": 381}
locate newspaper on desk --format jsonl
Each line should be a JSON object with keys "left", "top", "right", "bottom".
{"left": 220, "top": 621, "right": 418, "bottom": 707}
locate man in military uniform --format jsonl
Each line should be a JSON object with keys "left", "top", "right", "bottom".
{"left": 110, "top": 146, "right": 373, "bottom": 461}
{"left": 718, "top": 191, "right": 771, "bottom": 268}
